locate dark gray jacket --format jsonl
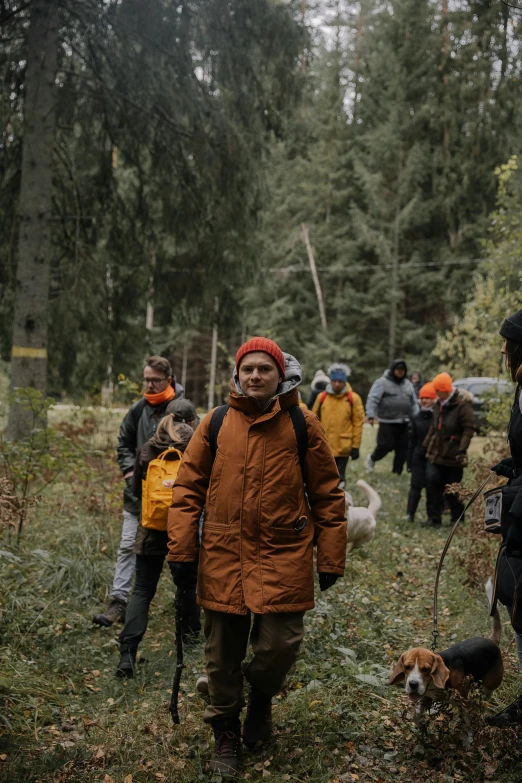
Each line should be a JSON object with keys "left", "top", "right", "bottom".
{"left": 117, "top": 398, "right": 172, "bottom": 515}
{"left": 365, "top": 370, "right": 419, "bottom": 423}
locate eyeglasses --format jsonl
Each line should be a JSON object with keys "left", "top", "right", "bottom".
{"left": 142, "top": 377, "right": 168, "bottom": 386}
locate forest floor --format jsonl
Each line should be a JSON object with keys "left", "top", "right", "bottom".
{"left": 1, "top": 418, "right": 521, "bottom": 783}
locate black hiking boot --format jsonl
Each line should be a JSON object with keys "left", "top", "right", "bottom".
{"left": 115, "top": 648, "right": 136, "bottom": 679}
{"left": 486, "top": 695, "right": 522, "bottom": 727}
{"left": 209, "top": 715, "right": 241, "bottom": 777}
{"left": 93, "top": 597, "right": 127, "bottom": 627}
{"left": 242, "top": 686, "right": 273, "bottom": 749}
{"left": 420, "top": 518, "right": 441, "bottom": 529}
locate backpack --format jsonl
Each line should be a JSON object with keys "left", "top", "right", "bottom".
{"left": 141, "top": 448, "right": 184, "bottom": 530}
{"left": 208, "top": 404, "right": 308, "bottom": 477}
{"left": 316, "top": 389, "right": 353, "bottom": 411}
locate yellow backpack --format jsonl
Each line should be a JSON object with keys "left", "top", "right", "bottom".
{"left": 141, "top": 448, "right": 184, "bottom": 531}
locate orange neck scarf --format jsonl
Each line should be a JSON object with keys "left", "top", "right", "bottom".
{"left": 144, "top": 385, "right": 175, "bottom": 406}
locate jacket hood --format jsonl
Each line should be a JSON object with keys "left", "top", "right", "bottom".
{"left": 232, "top": 352, "right": 302, "bottom": 399}
{"left": 437, "top": 388, "right": 474, "bottom": 408}
{"left": 311, "top": 370, "right": 330, "bottom": 390}
{"left": 390, "top": 358, "right": 408, "bottom": 374}
{"left": 456, "top": 388, "right": 474, "bottom": 404}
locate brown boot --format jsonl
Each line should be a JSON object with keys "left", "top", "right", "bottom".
{"left": 242, "top": 686, "right": 272, "bottom": 749}
{"left": 209, "top": 716, "right": 241, "bottom": 777}
{"left": 93, "top": 597, "right": 127, "bottom": 627}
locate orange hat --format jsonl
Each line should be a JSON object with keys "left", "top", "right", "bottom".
{"left": 419, "top": 382, "right": 437, "bottom": 400}
{"left": 235, "top": 337, "right": 286, "bottom": 378}
{"left": 432, "top": 372, "right": 453, "bottom": 393}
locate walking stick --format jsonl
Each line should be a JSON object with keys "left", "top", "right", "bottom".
{"left": 169, "top": 587, "right": 185, "bottom": 725}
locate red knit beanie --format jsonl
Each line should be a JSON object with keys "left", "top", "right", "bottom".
{"left": 432, "top": 372, "right": 453, "bottom": 393}
{"left": 419, "top": 381, "right": 437, "bottom": 400}
{"left": 235, "top": 337, "right": 286, "bottom": 378}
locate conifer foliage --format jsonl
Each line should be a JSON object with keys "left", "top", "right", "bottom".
{"left": 244, "top": 0, "right": 522, "bottom": 392}
{"left": 1, "top": 0, "right": 521, "bottom": 405}
{"left": 1, "top": 0, "right": 305, "bottom": 407}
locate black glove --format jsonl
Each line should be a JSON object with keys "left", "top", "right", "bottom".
{"left": 455, "top": 451, "right": 468, "bottom": 466}
{"left": 125, "top": 475, "right": 134, "bottom": 489}
{"left": 505, "top": 523, "right": 522, "bottom": 556}
{"left": 319, "top": 573, "right": 339, "bottom": 592}
{"left": 491, "top": 457, "right": 515, "bottom": 479}
{"left": 169, "top": 561, "right": 198, "bottom": 590}
{"left": 350, "top": 448, "right": 360, "bottom": 461}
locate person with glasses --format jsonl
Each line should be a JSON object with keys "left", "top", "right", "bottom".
{"left": 93, "top": 356, "right": 181, "bottom": 627}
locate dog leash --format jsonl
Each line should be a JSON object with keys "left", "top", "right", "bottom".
{"left": 431, "top": 474, "right": 493, "bottom": 651}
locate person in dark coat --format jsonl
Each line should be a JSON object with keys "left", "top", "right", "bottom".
{"left": 422, "top": 372, "right": 475, "bottom": 528}
{"left": 365, "top": 359, "right": 419, "bottom": 475}
{"left": 409, "top": 371, "right": 422, "bottom": 398}
{"left": 406, "top": 382, "right": 437, "bottom": 523}
{"left": 116, "top": 411, "right": 200, "bottom": 678}
{"left": 486, "top": 308, "right": 522, "bottom": 726}
{"left": 93, "top": 356, "right": 177, "bottom": 627}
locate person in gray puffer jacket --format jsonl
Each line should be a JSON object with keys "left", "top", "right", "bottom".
{"left": 365, "top": 359, "right": 419, "bottom": 475}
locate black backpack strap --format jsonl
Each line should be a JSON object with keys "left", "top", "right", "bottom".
{"left": 130, "top": 398, "right": 147, "bottom": 429}
{"left": 208, "top": 404, "right": 230, "bottom": 461}
{"left": 288, "top": 405, "right": 308, "bottom": 477}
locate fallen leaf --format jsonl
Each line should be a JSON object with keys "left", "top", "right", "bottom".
{"left": 124, "top": 777, "right": 132, "bottom": 783}
{"left": 95, "top": 748, "right": 105, "bottom": 759}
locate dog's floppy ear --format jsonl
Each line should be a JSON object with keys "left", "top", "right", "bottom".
{"left": 430, "top": 654, "right": 450, "bottom": 689}
{"left": 388, "top": 654, "right": 406, "bottom": 685}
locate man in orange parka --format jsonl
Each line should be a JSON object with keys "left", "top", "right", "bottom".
{"left": 167, "top": 337, "right": 347, "bottom": 777}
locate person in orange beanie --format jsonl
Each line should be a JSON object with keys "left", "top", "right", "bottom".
{"left": 422, "top": 372, "right": 475, "bottom": 527}
{"left": 405, "top": 382, "right": 438, "bottom": 523}
{"left": 166, "top": 337, "right": 347, "bottom": 775}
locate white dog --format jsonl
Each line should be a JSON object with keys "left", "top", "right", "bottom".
{"left": 345, "top": 479, "right": 380, "bottom": 552}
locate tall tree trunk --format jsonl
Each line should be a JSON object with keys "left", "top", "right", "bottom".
{"left": 388, "top": 203, "right": 400, "bottom": 364}
{"left": 207, "top": 298, "right": 219, "bottom": 411}
{"left": 8, "top": 0, "right": 58, "bottom": 438}
{"left": 301, "top": 223, "right": 327, "bottom": 331}
{"left": 181, "top": 342, "right": 189, "bottom": 390}
{"left": 145, "top": 252, "right": 156, "bottom": 338}
{"left": 100, "top": 262, "right": 114, "bottom": 407}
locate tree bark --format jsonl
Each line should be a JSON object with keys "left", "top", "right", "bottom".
{"left": 8, "top": 0, "right": 59, "bottom": 438}
{"left": 207, "top": 298, "right": 219, "bottom": 411}
{"left": 301, "top": 223, "right": 327, "bottom": 331}
{"left": 181, "top": 342, "right": 189, "bottom": 390}
{"left": 388, "top": 203, "right": 400, "bottom": 364}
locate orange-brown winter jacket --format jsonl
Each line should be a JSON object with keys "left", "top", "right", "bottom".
{"left": 167, "top": 387, "right": 347, "bottom": 614}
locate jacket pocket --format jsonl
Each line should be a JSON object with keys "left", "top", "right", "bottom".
{"left": 272, "top": 514, "right": 310, "bottom": 536}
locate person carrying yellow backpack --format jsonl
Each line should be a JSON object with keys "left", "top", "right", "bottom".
{"left": 116, "top": 407, "right": 198, "bottom": 678}
{"left": 312, "top": 363, "right": 364, "bottom": 488}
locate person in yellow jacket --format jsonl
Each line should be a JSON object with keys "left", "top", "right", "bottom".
{"left": 312, "top": 363, "right": 364, "bottom": 487}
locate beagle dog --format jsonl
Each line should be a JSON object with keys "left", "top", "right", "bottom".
{"left": 388, "top": 581, "right": 503, "bottom": 725}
